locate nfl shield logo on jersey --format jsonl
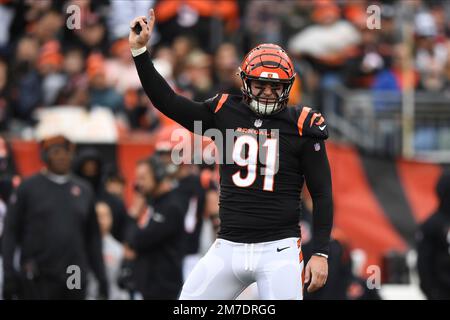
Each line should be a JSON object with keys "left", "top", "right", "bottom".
{"left": 314, "top": 143, "right": 321, "bottom": 151}
{"left": 254, "top": 119, "right": 263, "bottom": 128}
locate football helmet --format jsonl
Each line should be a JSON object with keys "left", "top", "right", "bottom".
{"left": 239, "top": 43, "right": 296, "bottom": 116}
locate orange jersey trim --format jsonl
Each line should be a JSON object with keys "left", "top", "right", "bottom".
{"left": 297, "top": 107, "right": 312, "bottom": 136}
{"left": 214, "top": 94, "right": 229, "bottom": 113}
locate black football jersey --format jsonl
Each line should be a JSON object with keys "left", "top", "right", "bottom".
{"left": 134, "top": 52, "right": 333, "bottom": 254}
{"left": 202, "top": 94, "right": 331, "bottom": 248}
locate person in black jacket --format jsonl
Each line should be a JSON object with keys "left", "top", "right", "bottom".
{"left": 417, "top": 171, "right": 450, "bottom": 299}
{"left": 124, "top": 154, "right": 185, "bottom": 299}
{"left": 73, "top": 148, "right": 131, "bottom": 243}
{"left": 2, "top": 135, "right": 108, "bottom": 300}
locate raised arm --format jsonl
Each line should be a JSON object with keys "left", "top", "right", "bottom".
{"left": 129, "top": 10, "right": 215, "bottom": 133}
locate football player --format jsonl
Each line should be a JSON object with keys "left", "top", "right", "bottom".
{"left": 129, "top": 9, "right": 333, "bottom": 300}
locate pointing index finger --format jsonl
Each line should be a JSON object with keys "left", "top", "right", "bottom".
{"left": 148, "top": 9, "right": 156, "bottom": 31}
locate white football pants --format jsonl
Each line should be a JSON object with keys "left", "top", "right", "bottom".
{"left": 179, "top": 237, "right": 304, "bottom": 300}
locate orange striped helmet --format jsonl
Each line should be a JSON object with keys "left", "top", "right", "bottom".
{"left": 239, "top": 43, "right": 296, "bottom": 115}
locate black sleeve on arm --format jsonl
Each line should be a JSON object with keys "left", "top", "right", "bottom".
{"left": 300, "top": 139, "right": 333, "bottom": 256}
{"left": 133, "top": 51, "right": 215, "bottom": 132}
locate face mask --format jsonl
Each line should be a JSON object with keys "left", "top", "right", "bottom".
{"left": 249, "top": 99, "right": 279, "bottom": 115}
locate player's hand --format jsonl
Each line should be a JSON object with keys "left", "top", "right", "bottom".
{"left": 129, "top": 9, "right": 155, "bottom": 50}
{"left": 304, "top": 255, "right": 328, "bottom": 293}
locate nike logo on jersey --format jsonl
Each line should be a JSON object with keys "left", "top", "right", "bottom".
{"left": 319, "top": 125, "right": 327, "bottom": 131}
{"left": 276, "top": 246, "right": 290, "bottom": 252}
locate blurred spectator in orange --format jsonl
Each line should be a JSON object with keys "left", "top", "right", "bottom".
{"left": 87, "top": 53, "right": 124, "bottom": 114}
{"left": 372, "top": 43, "right": 419, "bottom": 97}
{"left": 154, "top": 0, "right": 239, "bottom": 53}
{"left": 122, "top": 46, "right": 179, "bottom": 131}
{"left": 288, "top": 0, "right": 361, "bottom": 69}
{"left": 371, "top": 43, "right": 419, "bottom": 113}
{"left": 288, "top": 0, "right": 361, "bottom": 112}
{"left": 123, "top": 88, "right": 160, "bottom": 132}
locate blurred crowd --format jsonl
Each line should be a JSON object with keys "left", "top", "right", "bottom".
{"left": 0, "top": 0, "right": 449, "bottom": 300}
{"left": 0, "top": 0, "right": 449, "bottom": 135}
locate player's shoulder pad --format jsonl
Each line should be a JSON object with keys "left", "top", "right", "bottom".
{"left": 294, "top": 105, "right": 329, "bottom": 140}
{"left": 204, "top": 93, "right": 230, "bottom": 113}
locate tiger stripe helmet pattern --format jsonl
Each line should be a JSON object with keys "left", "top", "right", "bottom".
{"left": 239, "top": 43, "right": 296, "bottom": 116}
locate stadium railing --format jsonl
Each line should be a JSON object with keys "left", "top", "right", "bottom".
{"left": 323, "top": 86, "right": 450, "bottom": 163}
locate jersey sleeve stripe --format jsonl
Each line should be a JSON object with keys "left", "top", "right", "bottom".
{"left": 297, "top": 106, "right": 311, "bottom": 136}
{"left": 309, "top": 112, "right": 322, "bottom": 127}
{"left": 214, "top": 94, "right": 229, "bottom": 113}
